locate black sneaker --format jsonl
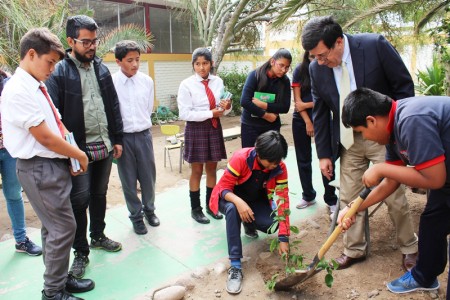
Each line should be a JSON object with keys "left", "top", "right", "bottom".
{"left": 90, "top": 235, "right": 122, "bottom": 252}
{"left": 15, "top": 237, "right": 42, "bottom": 256}
{"left": 243, "top": 223, "right": 258, "bottom": 239}
{"left": 132, "top": 220, "right": 148, "bottom": 235}
{"left": 226, "top": 267, "right": 243, "bottom": 294}
{"left": 69, "top": 252, "right": 89, "bottom": 279}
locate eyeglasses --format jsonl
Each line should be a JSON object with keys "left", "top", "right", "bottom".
{"left": 274, "top": 62, "right": 291, "bottom": 72}
{"left": 310, "top": 46, "right": 334, "bottom": 62}
{"left": 73, "top": 38, "right": 100, "bottom": 48}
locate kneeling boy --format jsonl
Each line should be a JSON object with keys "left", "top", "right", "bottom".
{"left": 209, "top": 130, "right": 290, "bottom": 294}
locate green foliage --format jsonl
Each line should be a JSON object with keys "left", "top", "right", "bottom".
{"left": 218, "top": 65, "right": 249, "bottom": 116}
{"left": 415, "top": 54, "right": 445, "bottom": 95}
{"left": 266, "top": 184, "right": 336, "bottom": 291}
{"left": 0, "top": 0, "right": 153, "bottom": 71}
{"left": 0, "top": 0, "right": 70, "bottom": 71}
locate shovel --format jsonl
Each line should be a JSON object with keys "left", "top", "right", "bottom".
{"left": 274, "top": 187, "right": 371, "bottom": 291}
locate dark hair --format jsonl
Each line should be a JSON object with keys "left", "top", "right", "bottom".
{"left": 19, "top": 27, "right": 65, "bottom": 60}
{"left": 255, "top": 130, "right": 288, "bottom": 163}
{"left": 297, "top": 51, "right": 311, "bottom": 93}
{"left": 301, "top": 16, "right": 343, "bottom": 51}
{"left": 66, "top": 15, "right": 98, "bottom": 39}
{"left": 0, "top": 69, "right": 9, "bottom": 96}
{"left": 256, "top": 48, "right": 292, "bottom": 90}
{"left": 192, "top": 47, "right": 213, "bottom": 73}
{"left": 115, "top": 40, "right": 140, "bottom": 60}
{"left": 342, "top": 88, "right": 393, "bottom": 128}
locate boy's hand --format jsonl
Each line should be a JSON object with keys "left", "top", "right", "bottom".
{"left": 362, "top": 164, "right": 384, "bottom": 187}
{"left": 235, "top": 198, "right": 255, "bottom": 223}
{"left": 71, "top": 152, "right": 88, "bottom": 176}
{"left": 337, "top": 205, "right": 356, "bottom": 232}
{"left": 262, "top": 112, "right": 278, "bottom": 123}
{"left": 278, "top": 242, "right": 289, "bottom": 255}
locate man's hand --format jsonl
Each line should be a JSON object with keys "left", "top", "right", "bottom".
{"left": 113, "top": 144, "right": 123, "bottom": 159}
{"left": 278, "top": 241, "right": 289, "bottom": 256}
{"left": 319, "top": 158, "right": 334, "bottom": 180}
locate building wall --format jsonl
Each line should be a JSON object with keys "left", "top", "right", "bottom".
{"left": 103, "top": 53, "right": 270, "bottom": 110}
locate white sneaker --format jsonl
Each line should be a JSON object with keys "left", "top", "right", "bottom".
{"left": 328, "top": 204, "right": 337, "bottom": 213}
{"left": 296, "top": 199, "right": 316, "bottom": 209}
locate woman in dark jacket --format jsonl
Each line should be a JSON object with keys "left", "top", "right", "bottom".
{"left": 240, "top": 49, "right": 292, "bottom": 147}
{"left": 291, "top": 51, "right": 337, "bottom": 214}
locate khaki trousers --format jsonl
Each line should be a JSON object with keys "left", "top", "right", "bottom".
{"left": 339, "top": 133, "right": 418, "bottom": 258}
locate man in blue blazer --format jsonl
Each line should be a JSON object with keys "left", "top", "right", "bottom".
{"left": 301, "top": 16, "right": 418, "bottom": 270}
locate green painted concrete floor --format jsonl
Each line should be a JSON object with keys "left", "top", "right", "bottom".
{"left": 0, "top": 147, "right": 335, "bottom": 299}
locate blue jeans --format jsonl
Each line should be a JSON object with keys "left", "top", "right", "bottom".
{"left": 0, "top": 148, "right": 26, "bottom": 242}
{"left": 219, "top": 198, "right": 275, "bottom": 259}
{"left": 70, "top": 153, "right": 113, "bottom": 255}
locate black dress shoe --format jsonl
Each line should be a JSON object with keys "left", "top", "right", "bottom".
{"left": 191, "top": 207, "right": 210, "bottom": 224}
{"left": 42, "top": 289, "right": 84, "bottom": 300}
{"left": 334, "top": 253, "right": 366, "bottom": 270}
{"left": 145, "top": 213, "right": 160, "bottom": 227}
{"left": 65, "top": 274, "right": 95, "bottom": 293}
{"left": 206, "top": 207, "right": 223, "bottom": 220}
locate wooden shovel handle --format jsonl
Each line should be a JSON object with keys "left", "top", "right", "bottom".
{"left": 317, "top": 187, "right": 371, "bottom": 259}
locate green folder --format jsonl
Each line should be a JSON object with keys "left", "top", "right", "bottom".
{"left": 254, "top": 91, "right": 276, "bottom": 103}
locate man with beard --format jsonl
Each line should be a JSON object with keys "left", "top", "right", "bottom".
{"left": 46, "top": 15, "right": 124, "bottom": 280}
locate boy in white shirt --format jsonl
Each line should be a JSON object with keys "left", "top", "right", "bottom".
{"left": 112, "top": 40, "right": 159, "bottom": 235}
{"left": 1, "top": 28, "right": 94, "bottom": 300}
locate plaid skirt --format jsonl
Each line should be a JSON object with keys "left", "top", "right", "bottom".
{"left": 183, "top": 119, "right": 227, "bottom": 163}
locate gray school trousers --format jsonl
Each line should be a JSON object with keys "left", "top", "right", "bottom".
{"left": 16, "top": 157, "right": 75, "bottom": 296}
{"left": 117, "top": 129, "right": 156, "bottom": 222}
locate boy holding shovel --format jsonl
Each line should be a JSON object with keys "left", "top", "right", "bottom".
{"left": 339, "top": 87, "right": 449, "bottom": 297}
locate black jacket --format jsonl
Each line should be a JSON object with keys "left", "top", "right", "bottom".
{"left": 46, "top": 50, "right": 123, "bottom": 151}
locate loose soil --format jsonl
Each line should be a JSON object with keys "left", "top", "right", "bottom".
{"left": 0, "top": 111, "right": 447, "bottom": 299}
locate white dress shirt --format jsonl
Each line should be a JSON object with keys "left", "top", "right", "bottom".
{"left": 112, "top": 70, "right": 154, "bottom": 133}
{"left": 177, "top": 73, "right": 227, "bottom": 122}
{"left": 333, "top": 34, "right": 357, "bottom": 94}
{"left": 1, "top": 67, "right": 66, "bottom": 159}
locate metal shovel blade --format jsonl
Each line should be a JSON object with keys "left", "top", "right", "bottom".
{"left": 274, "top": 187, "right": 371, "bottom": 291}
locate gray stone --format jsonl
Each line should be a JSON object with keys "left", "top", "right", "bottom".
{"left": 191, "top": 267, "right": 209, "bottom": 279}
{"left": 367, "top": 289, "right": 379, "bottom": 298}
{"left": 174, "top": 276, "right": 195, "bottom": 291}
{"left": 153, "top": 286, "right": 186, "bottom": 300}
{"left": 212, "top": 262, "right": 227, "bottom": 275}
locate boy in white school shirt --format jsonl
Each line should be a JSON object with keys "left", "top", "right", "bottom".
{"left": 1, "top": 28, "right": 94, "bottom": 300}
{"left": 112, "top": 40, "right": 159, "bottom": 235}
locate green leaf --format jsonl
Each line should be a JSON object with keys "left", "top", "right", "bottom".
{"left": 290, "top": 226, "right": 299, "bottom": 234}
{"left": 325, "top": 273, "right": 334, "bottom": 288}
{"left": 269, "top": 238, "right": 279, "bottom": 253}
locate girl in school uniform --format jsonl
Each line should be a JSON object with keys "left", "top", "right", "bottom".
{"left": 240, "top": 48, "right": 292, "bottom": 148}
{"left": 177, "top": 47, "right": 232, "bottom": 224}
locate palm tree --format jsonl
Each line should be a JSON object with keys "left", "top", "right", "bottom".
{"left": 0, "top": 0, "right": 153, "bottom": 71}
